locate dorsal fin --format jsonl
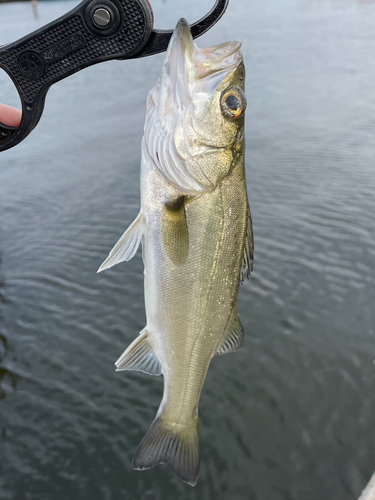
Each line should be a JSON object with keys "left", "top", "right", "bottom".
{"left": 115, "top": 329, "right": 162, "bottom": 376}
{"left": 241, "top": 204, "right": 254, "bottom": 282}
{"left": 217, "top": 304, "right": 244, "bottom": 355}
{"left": 98, "top": 212, "right": 144, "bottom": 272}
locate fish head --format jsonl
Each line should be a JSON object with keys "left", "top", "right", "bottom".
{"left": 145, "top": 19, "right": 247, "bottom": 194}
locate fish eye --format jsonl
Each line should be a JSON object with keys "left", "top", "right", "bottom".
{"left": 220, "top": 88, "right": 247, "bottom": 119}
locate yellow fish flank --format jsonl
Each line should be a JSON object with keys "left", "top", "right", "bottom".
{"left": 99, "top": 19, "right": 254, "bottom": 486}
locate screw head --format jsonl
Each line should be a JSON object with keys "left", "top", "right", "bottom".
{"left": 93, "top": 8, "right": 111, "bottom": 27}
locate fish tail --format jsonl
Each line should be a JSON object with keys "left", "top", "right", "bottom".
{"left": 133, "top": 415, "right": 200, "bottom": 486}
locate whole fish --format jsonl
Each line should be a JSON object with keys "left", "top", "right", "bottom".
{"left": 99, "top": 18, "right": 253, "bottom": 486}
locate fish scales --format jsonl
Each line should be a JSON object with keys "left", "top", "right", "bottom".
{"left": 144, "top": 164, "right": 247, "bottom": 423}
{"left": 143, "top": 157, "right": 247, "bottom": 422}
{"left": 99, "top": 18, "right": 253, "bottom": 486}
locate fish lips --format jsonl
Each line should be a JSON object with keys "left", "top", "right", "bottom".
{"left": 160, "top": 19, "right": 243, "bottom": 107}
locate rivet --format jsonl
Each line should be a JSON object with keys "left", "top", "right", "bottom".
{"left": 93, "top": 8, "right": 111, "bottom": 27}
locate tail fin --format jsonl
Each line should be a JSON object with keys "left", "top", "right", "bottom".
{"left": 133, "top": 416, "right": 200, "bottom": 486}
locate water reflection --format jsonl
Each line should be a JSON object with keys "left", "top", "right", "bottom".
{"left": 0, "top": 252, "right": 18, "bottom": 402}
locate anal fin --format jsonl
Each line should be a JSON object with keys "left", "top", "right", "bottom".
{"left": 115, "top": 329, "right": 162, "bottom": 376}
{"left": 98, "top": 212, "right": 143, "bottom": 272}
{"left": 217, "top": 304, "right": 244, "bottom": 355}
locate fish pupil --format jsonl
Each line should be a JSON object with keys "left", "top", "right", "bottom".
{"left": 226, "top": 94, "right": 240, "bottom": 110}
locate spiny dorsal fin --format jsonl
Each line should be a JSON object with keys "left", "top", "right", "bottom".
{"left": 115, "top": 329, "right": 162, "bottom": 376}
{"left": 217, "top": 305, "right": 244, "bottom": 355}
{"left": 98, "top": 212, "right": 143, "bottom": 272}
{"left": 162, "top": 197, "right": 189, "bottom": 265}
{"left": 133, "top": 416, "right": 200, "bottom": 486}
{"left": 241, "top": 204, "right": 254, "bottom": 282}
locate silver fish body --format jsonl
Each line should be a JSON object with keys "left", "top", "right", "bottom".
{"left": 99, "top": 19, "right": 253, "bottom": 486}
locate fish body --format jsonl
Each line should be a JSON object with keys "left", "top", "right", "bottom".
{"left": 99, "top": 19, "right": 253, "bottom": 486}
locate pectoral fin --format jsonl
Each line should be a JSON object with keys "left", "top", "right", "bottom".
{"left": 98, "top": 212, "right": 144, "bottom": 272}
{"left": 217, "top": 305, "right": 244, "bottom": 355}
{"left": 115, "top": 329, "right": 162, "bottom": 376}
{"left": 162, "top": 197, "right": 189, "bottom": 265}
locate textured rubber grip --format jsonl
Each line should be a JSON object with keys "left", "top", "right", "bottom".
{"left": 0, "top": 0, "right": 153, "bottom": 152}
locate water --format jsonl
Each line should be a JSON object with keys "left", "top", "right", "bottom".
{"left": 0, "top": 0, "right": 375, "bottom": 498}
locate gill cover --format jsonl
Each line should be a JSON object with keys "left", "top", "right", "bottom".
{"left": 144, "top": 19, "right": 245, "bottom": 195}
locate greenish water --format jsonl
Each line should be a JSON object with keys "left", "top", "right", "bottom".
{"left": 0, "top": 0, "right": 375, "bottom": 499}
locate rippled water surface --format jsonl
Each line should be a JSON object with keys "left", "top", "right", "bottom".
{"left": 1, "top": 0, "right": 375, "bottom": 498}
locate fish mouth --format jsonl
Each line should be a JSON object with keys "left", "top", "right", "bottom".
{"left": 166, "top": 19, "right": 242, "bottom": 81}
{"left": 172, "top": 18, "right": 194, "bottom": 58}
{"left": 165, "top": 18, "right": 194, "bottom": 69}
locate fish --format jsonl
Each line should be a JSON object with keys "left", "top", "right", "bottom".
{"left": 98, "top": 18, "right": 254, "bottom": 486}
